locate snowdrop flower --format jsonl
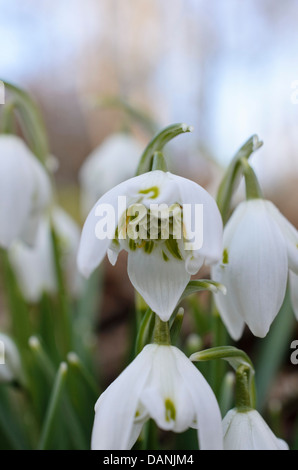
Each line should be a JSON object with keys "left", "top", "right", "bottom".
{"left": 223, "top": 408, "right": 289, "bottom": 450}
{"left": 91, "top": 344, "right": 223, "bottom": 450}
{"left": 212, "top": 199, "right": 298, "bottom": 339}
{"left": 9, "top": 207, "right": 83, "bottom": 302}
{"left": 0, "top": 333, "right": 23, "bottom": 384}
{"left": 78, "top": 170, "right": 223, "bottom": 321}
{"left": 79, "top": 133, "right": 143, "bottom": 216}
{"left": 289, "top": 270, "right": 298, "bottom": 320}
{"left": 0, "top": 135, "right": 52, "bottom": 248}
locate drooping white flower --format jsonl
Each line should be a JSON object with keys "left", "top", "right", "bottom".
{"left": 77, "top": 170, "right": 223, "bottom": 321}
{"left": 91, "top": 344, "right": 223, "bottom": 450}
{"left": 9, "top": 207, "right": 83, "bottom": 302}
{"left": 0, "top": 333, "right": 23, "bottom": 384}
{"left": 289, "top": 270, "right": 298, "bottom": 320}
{"left": 223, "top": 408, "right": 289, "bottom": 450}
{"left": 79, "top": 133, "right": 143, "bottom": 216}
{"left": 0, "top": 135, "right": 52, "bottom": 248}
{"left": 212, "top": 199, "right": 298, "bottom": 340}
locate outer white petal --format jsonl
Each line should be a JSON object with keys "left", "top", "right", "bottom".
{"left": 9, "top": 217, "right": 56, "bottom": 302}
{"left": 266, "top": 200, "right": 298, "bottom": 274}
{"left": 140, "top": 346, "right": 195, "bottom": 433}
{"left": 223, "top": 409, "right": 289, "bottom": 450}
{"left": 211, "top": 263, "right": 245, "bottom": 341}
{"left": 91, "top": 345, "right": 153, "bottom": 450}
{"left": 289, "top": 270, "right": 298, "bottom": 320}
{"left": 77, "top": 180, "right": 132, "bottom": 277}
{"left": 213, "top": 200, "right": 288, "bottom": 339}
{"left": 0, "top": 136, "right": 36, "bottom": 248}
{"left": 174, "top": 347, "right": 223, "bottom": 450}
{"left": 127, "top": 248, "right": 190, "bottom": 321}
{"left": 170, "top": 173, "right": 223, "bottom": 266}
{"left": 19, "top": 152, "right": 52, "bottom": 246}
{"left": 79, "top": 133, "right": 143, "bottom": 216}
{"left": 0, "top": 333, "right": 22, "bottom": 384}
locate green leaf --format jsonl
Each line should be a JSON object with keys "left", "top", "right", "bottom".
{"left": 254, "top": 286, "right": 295, "bottom": 412}
{"left": 38, "top": 362, "right": 68, "bottom": 450}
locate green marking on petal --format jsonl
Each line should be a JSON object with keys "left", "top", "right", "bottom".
{"left": 139, "top": 186, "right": 160, "bottom": 199}
{"left": 144, "top": 240, "right": 154, "bottom": 254}
{"left": 222, "top": 248, "right": 229, "bottom": 264}
{"left": 165, "top": 398, "right": 176, "bottom": 422}
{"left": 129, "top": 239, "right": 137, "bottom": 251}
{"left": 165, "top": 237, "right": 183, "bottom": 261}
{"left": 162, "top": 251, "right": 169, "bottom": 261}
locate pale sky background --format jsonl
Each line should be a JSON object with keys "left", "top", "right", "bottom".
{"left": 1, "top": 0, "right": 298, "bottom": 188}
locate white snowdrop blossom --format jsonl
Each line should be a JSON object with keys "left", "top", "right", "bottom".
{"left": 91, "top": 344, "right": 223, "bottom": 450}
{"left": 77, "top": 170, "right": 223, "bottom": 321}
{"left": 223, "top": 408, "right": 289, "bottom": 450}
{"left": 9, "top": 207, "right": 83, "bottom": 302}
{"left": 0, "top": 333, "right": 23, "bottom": 384}
{"left": 79, "top": 133, "right": 143, "bottom": 216}
{"left": 289, "top": 270, "right": 298, "bottom": 320}
{"left": 212, "top": 198, "right": 298, "bottom": 340}
{"left": 0, "top": 135, "right": 52, "bottom": 248}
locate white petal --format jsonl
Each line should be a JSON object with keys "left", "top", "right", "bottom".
{"left": 91, "top": 345, "right": 154, "bottom": 450}
{"left": 213, "top": 200, "right": 288, "bottom": 339}
{"left": 173, "top": 346, "right": 223, "bottom": 450}
{"left": 289, "top": 270, "right": 298, "bottom": 320}
{"left": 223, "top": 409, "right": 289, "bottom": 450}
{"left": 79, "top": 133, "right": 143, "bottom": 216}
{"left": 140, "top": 346, "right": 195, "bottom": 433}
{"left": 170, "top": 173, "right": 223, "bottom": 266}
{"left": 127, "top": 247, "right": 190, "bottom": 321}
{"left": 266, "top": 201, "right": 298, "bottom": 274}
{"left": 20, "top": 153, "right": 52, "bottom": 246}
{"left": 9, "top": 217, "right": 56, "bottom": 302}
{"left": 211, "top": 263, "right": 245, "bottom": 341}
{"left": 0, "top": 136, "right": 35, "bottom": 247}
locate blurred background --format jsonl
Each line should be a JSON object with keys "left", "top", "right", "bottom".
{"left": 1, "top": 0, "right": 298, "bottom": 447}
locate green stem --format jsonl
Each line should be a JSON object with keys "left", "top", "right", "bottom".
{"left": 235, "top": 365, "right": 252, "bottom": 410}
{"left": 151, "top": 151, "right": 168, "bottom": 172}
{"left": 153, "top": 315, "right": 171, "bottom": 345}
{"left": 37, "top": 362, "right": 68, "bottom": 450}
{"left": 239, "top": 158, "right": 263, "bottom": 200}
{"left": 50, "top": 225, "right": 72, "bottom": 355}
{"left": 136, "top": 123, "right": 193, "bottom": 175}
{"left": 67, "top": 352, "right": 100, "bottom": 401}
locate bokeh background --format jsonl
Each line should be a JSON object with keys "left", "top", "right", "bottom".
{"left": 1, "top": 0, "right": 298, "bottom": 447}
